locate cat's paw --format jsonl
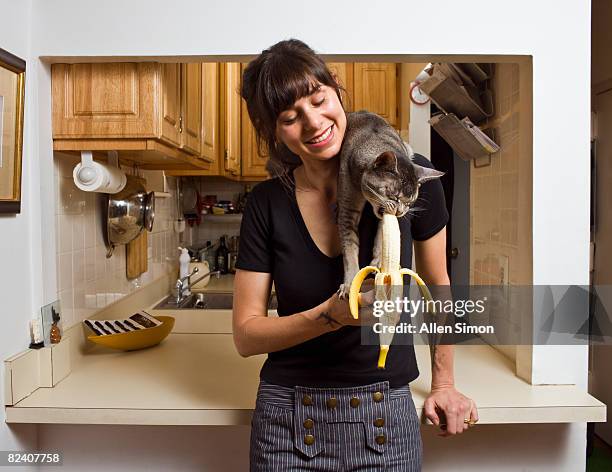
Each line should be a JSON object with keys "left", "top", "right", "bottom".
{"left": 369, "top": 256, "right": 380, "bottom": 268}
{"left": 337, "top": 283, "right": 350, "bottom": 300}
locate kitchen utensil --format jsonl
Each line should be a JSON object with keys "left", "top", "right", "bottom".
{"left": 126, "top": 230, "right": 148, "bottom": 279}
{"left": 188, "top": 260, "right": 210, "bottom": 289}
{"left": 106, "top": 175, "right": 155, "bottom": 257}
{"left": 228, "top": 252, "right": 238, "bottom": 273}
{"left": 228, "top": 236, "right": 240, "bottom": 253}
{"left": 86, "top": 316, "right": 174, "bottom": 351}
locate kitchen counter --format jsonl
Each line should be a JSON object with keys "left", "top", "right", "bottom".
{"left": 193, "top": 273, "right": 236, "bottom": 293}
{"left": 193, "top": 273, "right": 274, "bottom": 294}
{"left": 4, "top": 308, "right": 605, "bottom": 425}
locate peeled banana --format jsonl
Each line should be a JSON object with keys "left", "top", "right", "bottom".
{"left": 349, "top": 213, "right": 434, "bottom": 369}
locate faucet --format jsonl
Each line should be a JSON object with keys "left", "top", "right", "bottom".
{"left": 174, "top": 267, "right": 222, "bottom": 305}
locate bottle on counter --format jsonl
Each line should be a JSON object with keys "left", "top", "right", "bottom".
{"left": 204, "top": 240, "right": 216, "bottom": 269}
{"left": 215, "top": 236, "right": 229, "bottom": 274}
{"left": 178, "top": 247, "right": 192, "bottom": 295}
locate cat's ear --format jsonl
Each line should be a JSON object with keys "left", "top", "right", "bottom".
{"left": 373, "top": 151, "right": 399, "bottom": 173}
{"left": 414, "top": 164, "right": 444, "bottom": 185}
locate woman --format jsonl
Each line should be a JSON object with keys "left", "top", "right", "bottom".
{"left": 233, "top": 39, "right": 478, "bottom": 471}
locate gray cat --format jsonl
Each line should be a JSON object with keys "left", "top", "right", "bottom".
{"left": 336, "top": 111, "right": 444, "bottom": 299}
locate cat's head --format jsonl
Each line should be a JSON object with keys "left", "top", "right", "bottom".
{"left": 361, "top": 151, "right": 444, "bottom": 219}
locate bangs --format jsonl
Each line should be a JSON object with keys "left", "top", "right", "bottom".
{"left": 257, "top": 55, "right": 334, "bottom": 123}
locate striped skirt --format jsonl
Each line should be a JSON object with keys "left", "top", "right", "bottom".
{"left": 250, "top": 380, "right": 422, "bottom": 471}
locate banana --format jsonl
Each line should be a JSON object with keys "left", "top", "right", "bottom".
{"left": 349, "top": 213, "right": 435, "bottom": 369}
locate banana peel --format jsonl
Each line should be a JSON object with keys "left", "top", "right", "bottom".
{"left": 349, "top": 213, "right": 435, "bottom": 369}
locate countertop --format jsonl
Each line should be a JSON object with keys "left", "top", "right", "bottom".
{"left": 5, "top": 310, "right": 605, "bottom": 425}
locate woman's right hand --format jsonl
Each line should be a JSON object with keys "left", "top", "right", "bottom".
{"left": 326, "top": 282, "right": 377, "bottom": 328}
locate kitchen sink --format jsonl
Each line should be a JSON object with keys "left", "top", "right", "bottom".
{"left": 153, "top": 292, "right": 277, "bottom": 310}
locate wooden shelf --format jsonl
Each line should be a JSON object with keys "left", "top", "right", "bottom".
{"left": 201, "top": 214, "right": 242, "bottom": 223}
{"left": 54, "top": 139, "right": 211, "bottom": 171}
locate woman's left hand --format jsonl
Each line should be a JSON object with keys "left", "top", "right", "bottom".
{"left": 423, "top": 386, "right": 478, "bottom": 437}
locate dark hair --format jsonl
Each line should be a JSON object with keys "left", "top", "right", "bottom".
{"left": 241, "top": 39, "right": 345, "bottom": 181}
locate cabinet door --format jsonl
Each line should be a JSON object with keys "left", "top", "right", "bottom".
{"left": 161, "top": 63, "right": 182, "bottom": 146}
{"left": 52, "top": 63, "right": 158, "bottom": 139}
{"left": 240, "top": 63, "right": 268, "bottom": 179}
{"left": 353, "top": 63, "right": 398, "bottom": 127}
{"left": 326, "top": 62, "right": 353, "bottom": 110}
{"left": 181, "top": 63, "right": 203, "bottom": 155}
{"left": 223, "top": 63, "right": 241, "bottom": 177}
{"left": 241, "top": 100, "right": 269, "bottom": 179}
{"left": 200, "top": 63, "right": 219, "bottom": 164}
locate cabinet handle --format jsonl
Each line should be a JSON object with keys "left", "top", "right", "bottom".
{"left": 179, "top": 116, "right": 183, "bottom": 134}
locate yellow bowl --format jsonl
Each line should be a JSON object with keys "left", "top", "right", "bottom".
{"left": 87, "top": 316, "right": 175, "bottom": 351}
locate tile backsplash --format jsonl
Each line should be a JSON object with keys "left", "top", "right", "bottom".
{"left": 470, "top": 63, "right": 531, "bottom": 287}
{"left": 54, "top": 153, "right": 181, "bottom": 329}
{"left": 469, "top": 63, "right": 532, "bottom": 362}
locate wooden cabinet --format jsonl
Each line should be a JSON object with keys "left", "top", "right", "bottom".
{"left": 163, "top": 61, "right": 399, "bottom": 178}
{"left": 241, "top": 101, "right": 268, "bottom": 178}
{"left": 223, "top": 63, "right": 242, "bottom": 177}
{"left": 240, "top": 64, "right": 269, "bottom": 179}
{"left": 52, "top": 63, "right": 209, "bottom": 170}
{"left": 327, "top": 62, "right": 353, "bottom": 110}
{"left": 352, "top": 63, "right": 398, "bottom": 127}
{"left": 200, "top": 63, "right": 220, "bottom": 164}
{"left": 181, "top": 63, "right": 203, "bottom": 155}
{"left": 168, "top": 63, "right": 269, "bottom": 180}
{"left": 160, "top": 63, "right": 182, "bottom": 147}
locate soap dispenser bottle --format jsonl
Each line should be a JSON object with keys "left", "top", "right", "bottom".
{"left": 178, "top": 247, "right": 191, "bottom": 295}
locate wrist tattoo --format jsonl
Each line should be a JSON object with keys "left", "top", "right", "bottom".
{"left": 317, "top": 311, "right": 341, "bottom": 327}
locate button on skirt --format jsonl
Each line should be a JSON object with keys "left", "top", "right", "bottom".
{"left": 250, "top": 380, "right": 422, "bottom": 471}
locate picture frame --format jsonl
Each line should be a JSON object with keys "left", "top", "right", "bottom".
{"left": 0, "top": 47, "right": 25, "bottom": 214}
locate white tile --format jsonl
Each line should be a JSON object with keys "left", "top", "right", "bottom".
{"left": 105, "top": 293, "right": 115, "bottom": 306}
{"left": 85, "top": 293, "right": 97, "bottom": 309}
{"left": 72, "top": 249, "right": 85, "bottom": 289}
{"left": 83, "top": 190, "right": 95, "bottom": 214}
{"left": 58, "top": 289, "right": 74, "bottom": 329}
{"left": 94, "top": 195, "right": 106, "bottom": 248}
{"left": 57, "top": 214, "right": 72, "bottom": 254}
{"left": 152, "top": 233, "right": 160, "bottom": 263}
{"left": 105, "top": 254, "right": 113, "bottom": 278}
{"left": 96, "top": 293, "right": 107, "bottom": 308}
{"left": 55, "top": 154, "right": 79, "bottom": 179}
{"left": 58, "top": 253, "right": 72, "bottom": 292}
{"left": 73, "top": 286, "right": 87, "bottom": 322}
{"left": 72, "top": 214, "right": 85, "bottom": 251}
{"left": 94, "top": 244, "right": 107, "bottom": 280}
{"left": 84, "top": 207, "right": 96, "bottom": 249}
{"left": 59, "top": 177, "right": 85, "bottom": 215}
{"left": 84, "top": 247, "right": 95, "bottom": 282}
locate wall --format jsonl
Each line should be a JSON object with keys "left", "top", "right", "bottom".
{"left": 469, "top": 63, "right": 532, "bottom": 363}
{"left": 591, "top": 0, "right": 612, "bottom": 447}
{"left": 0, "top": 0, "right": 38, "bottom": 460}
{"left": 53, "top": 154, "right": 180, "bottom": 330}
{"left": 0, "top": 0, "right": 592, "bottom": 470}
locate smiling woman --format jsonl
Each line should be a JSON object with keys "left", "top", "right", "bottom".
{"left": 241, "top": 39, "right": 347, "bottom": 183}
{"left": 0, "top": 47, "right": 25, "bottom": 214}
{"left": 231, "top": 39, "right": 478, "bottom": 472}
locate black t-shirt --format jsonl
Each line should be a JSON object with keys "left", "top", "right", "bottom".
{"left": 235, "top": 154, "right": 449, "bottom": 387}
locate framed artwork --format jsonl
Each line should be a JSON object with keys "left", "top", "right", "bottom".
{"left": 0, "top": 47, "right": 25, "bottom": 214}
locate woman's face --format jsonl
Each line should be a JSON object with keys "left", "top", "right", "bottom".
{"left": 275, "top": 83, "right": 346, "bottom": 164}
